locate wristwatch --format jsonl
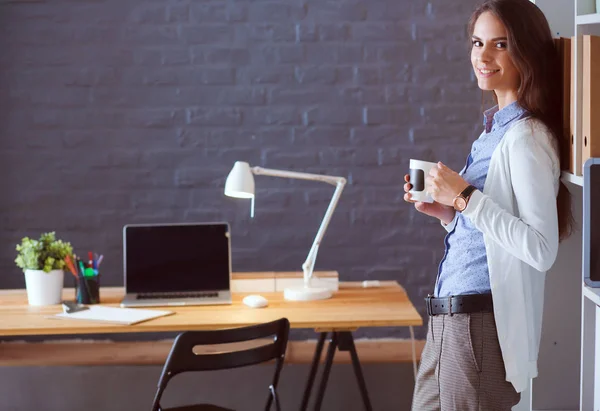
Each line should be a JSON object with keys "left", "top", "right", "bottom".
{"left": 453, "top": 185, "right": 477, "bottom": 212}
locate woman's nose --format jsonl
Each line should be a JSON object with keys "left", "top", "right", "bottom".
{"left": 476, "top": 48, "right": 493, "bottom": 63}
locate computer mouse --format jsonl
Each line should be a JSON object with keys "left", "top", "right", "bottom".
{"left": 243, "top": 294, "right": 268, "bottom": 308}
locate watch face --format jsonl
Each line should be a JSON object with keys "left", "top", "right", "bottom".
{"left": 454, "top": 197, "right": 467, "bottom": 211}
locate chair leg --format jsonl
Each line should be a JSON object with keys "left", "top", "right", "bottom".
{"left": 151, "top": 383, "right": 167, "bottom": 411}
{"left": 266, "top": 355, "right": 285, "bottom": 411}
{"left": 265, "top": 381, "right": 274, "bottom": 410}
{"left": 269, "top": 385, "right": 282, "bottom": 411}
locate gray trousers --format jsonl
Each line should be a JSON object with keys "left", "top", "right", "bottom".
{"left": 411, "top": 312, "right": 520, "bottom": 411}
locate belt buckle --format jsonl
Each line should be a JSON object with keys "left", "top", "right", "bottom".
{"left": 448, "top": 295, "right": 454, "bottom": 316}
{"left": 426, "top": 294, "right": 434, "bottom": 316}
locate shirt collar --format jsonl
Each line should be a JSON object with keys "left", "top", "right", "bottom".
{"left": 482, "top": 101, "right": 526, "bottom": 133}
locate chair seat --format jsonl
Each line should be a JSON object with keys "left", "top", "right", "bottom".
{"left": 161, "top": 405, "right": 235, "bottom": 411}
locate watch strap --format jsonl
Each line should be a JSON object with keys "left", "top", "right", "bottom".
{"left": 460, "top": 184, "right": 477, "bottom": 199}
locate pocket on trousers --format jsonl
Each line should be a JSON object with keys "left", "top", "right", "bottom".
{"left": 467, "top": 313, "right": 483, "bottom": 373}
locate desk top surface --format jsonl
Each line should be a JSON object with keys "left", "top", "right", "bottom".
{"left": 0, "top": 281, "right": 422, "bottom": 336}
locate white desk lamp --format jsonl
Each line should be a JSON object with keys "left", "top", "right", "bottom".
{"left": 224, "top": 161, "right": 346, "bottom": 301}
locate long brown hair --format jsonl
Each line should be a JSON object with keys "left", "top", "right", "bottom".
{"left": 468, "top": 0, "right": 574, "bottom": 241}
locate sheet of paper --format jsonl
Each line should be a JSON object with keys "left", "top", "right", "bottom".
{"left": 53, "top": 306, "right": 173, "bottom": 325}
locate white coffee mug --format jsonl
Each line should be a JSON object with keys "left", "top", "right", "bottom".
{"left": 409, "top": 159, "right": 437, "bottom": 203}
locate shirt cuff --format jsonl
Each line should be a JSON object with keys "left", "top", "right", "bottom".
{"left": 441, "top": 211, "right": 458, "bottom": 232}
{"left": 461, "top": 189, "right": 484, "bottom": 219}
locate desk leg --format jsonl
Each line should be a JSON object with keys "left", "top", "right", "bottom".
{"left": 313, "top": 332, "right": 338, "bottom": 411}
{"left": 299, "top": 332, "right": 327, "bottom": 411}
{"left": 299, "top": 331, "right": 373, "bottom": 411}
{"left": 337, "top": 331, "right": 373, "bottom": 411}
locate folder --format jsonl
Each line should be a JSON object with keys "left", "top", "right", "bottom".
{"left": 554, "top": 37, "right": 572, "bottom": 171}
{"left": 582, "top": 35, "right": 600, "bottom": 171}
{"left": 561, "top": 37, "right": 572, "bottom": 171}
{"left": 570, "top": 36, "right": 577, "bottom": 174}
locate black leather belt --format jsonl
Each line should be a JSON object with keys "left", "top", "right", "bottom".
{"left": 425, "top": 293, "right": 493, "bottom": 316}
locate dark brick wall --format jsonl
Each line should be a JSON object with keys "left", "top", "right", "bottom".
{"left": 0, "top": 0, "right": 482, "bottom": 338}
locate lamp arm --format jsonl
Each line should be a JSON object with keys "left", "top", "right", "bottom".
{"left": 301, "top": 178, "right": 346, "bottom": 286}
{"left": 251, "top": 166, "right": 343, "bottom": 186}
{"left": 249, "top": 165, "right": 346, "bottom": 286}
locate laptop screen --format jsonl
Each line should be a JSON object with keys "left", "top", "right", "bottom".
{"left": 124, "top": 223, "right": 231, "bottom": 294}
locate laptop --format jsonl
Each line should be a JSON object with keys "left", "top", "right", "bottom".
{"left": 120, "top": 222, "right": 232, "bottom": 307}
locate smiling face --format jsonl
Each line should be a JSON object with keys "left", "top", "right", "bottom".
{"left": 471, "top": 11, "right": 520, "bottom": 108}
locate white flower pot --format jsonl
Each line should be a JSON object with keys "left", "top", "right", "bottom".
{"left": 24, "top": 269, "right": 64, "bottom": 306}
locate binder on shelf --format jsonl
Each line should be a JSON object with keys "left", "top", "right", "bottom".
{"left": 570, "top": 36, "right": 577, "bottom": 174}
{"left": 582, "top": 35, "right": 600, "bottom": 172}
{"left": 559, "top": 37, "right": 572, "bottom": 171}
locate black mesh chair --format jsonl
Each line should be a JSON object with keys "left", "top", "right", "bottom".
{"left": 151, "top": 318, "right": 290, "bottom": 411}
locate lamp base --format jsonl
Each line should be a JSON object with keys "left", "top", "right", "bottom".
{"left": 283, "top": 286, "right": 332, "bottom": 301}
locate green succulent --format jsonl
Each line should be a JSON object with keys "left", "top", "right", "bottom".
{"left": 15, "top": 232, "right": 74, "bottom": 273}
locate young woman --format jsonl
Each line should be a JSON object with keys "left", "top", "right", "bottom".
{"left": 404, "top": 0, "right": 573, "bottom": 409}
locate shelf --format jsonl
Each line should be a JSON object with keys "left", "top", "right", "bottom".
{"left": 583, "top": 285, "right": 600, "bottom": 306}
{"left": 577, "top": 13, "right": 600, "bottom": 25}
{"left": 561, "top": 171, "right": 584, "bottom": 186}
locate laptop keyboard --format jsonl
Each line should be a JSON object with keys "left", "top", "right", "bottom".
{"left": 137, "top": 292, "right": 219, "bottom": 300}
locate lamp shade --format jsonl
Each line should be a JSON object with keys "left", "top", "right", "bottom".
{"left": 224, "top": 161, "right": 255, "bottom": 199}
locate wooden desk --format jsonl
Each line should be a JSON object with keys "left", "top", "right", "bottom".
{"left": 0, "top": 280, "right": 422, "bottom": 411}
{"left": 0, "top": 281, "right": 421, "bottom": 335}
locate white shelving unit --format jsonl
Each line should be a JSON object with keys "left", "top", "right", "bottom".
{"left": 508, "top": 3, "right": 584, "bottom": 411}
{"left": 583, "top": 286, "right": 600, "bottom": 307}
{"left": 562, "top": 171, "right": 585, "bottom": 187}
{"left": 574, "top": 1, "right": 600, "bottom": 411}
{"left": 522, "top": 2, "right": 592, "bottom": 411}
{"left": 577, "top": 13, "right": 600, "bottom": 25}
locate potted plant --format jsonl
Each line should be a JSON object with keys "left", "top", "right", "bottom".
{"left": 15, "top": 232, "right": 74, "bottom": 306}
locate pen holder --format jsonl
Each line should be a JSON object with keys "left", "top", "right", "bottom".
{"left": 75, "top": 274, "right": 100, "bottom": 304}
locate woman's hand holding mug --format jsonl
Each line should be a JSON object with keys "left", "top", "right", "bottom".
{"left": 404, "top": 159, "right": 469, "bottom": 225}
{"left": 425, "top": 162, "right": 470, "bottom": 207}
{"left": 404, "top": 174, "right": 456, "bottom": 224}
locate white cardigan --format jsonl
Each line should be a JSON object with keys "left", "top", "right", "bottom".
{"left": 443, "top": 117, "right": 560, "bottom": 392}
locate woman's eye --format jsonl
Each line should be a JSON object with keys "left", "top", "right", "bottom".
{"left": 472, "top": 40, "right": 483, "bottom": 47}
{"left": 496, "top": 42, "right": 507, "bottom": 49}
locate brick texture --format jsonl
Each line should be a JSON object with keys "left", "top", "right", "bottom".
{"left": 0, "top": 0, "right": 483, "bottom": 339}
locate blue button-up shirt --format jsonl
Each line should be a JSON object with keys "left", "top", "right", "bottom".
{"left": 435, "top": 101, "right": 527, "bottom": 298}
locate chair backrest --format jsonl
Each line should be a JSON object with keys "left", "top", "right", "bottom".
{"left": 152, "top": 318, "right": 290, "bottom": 411}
